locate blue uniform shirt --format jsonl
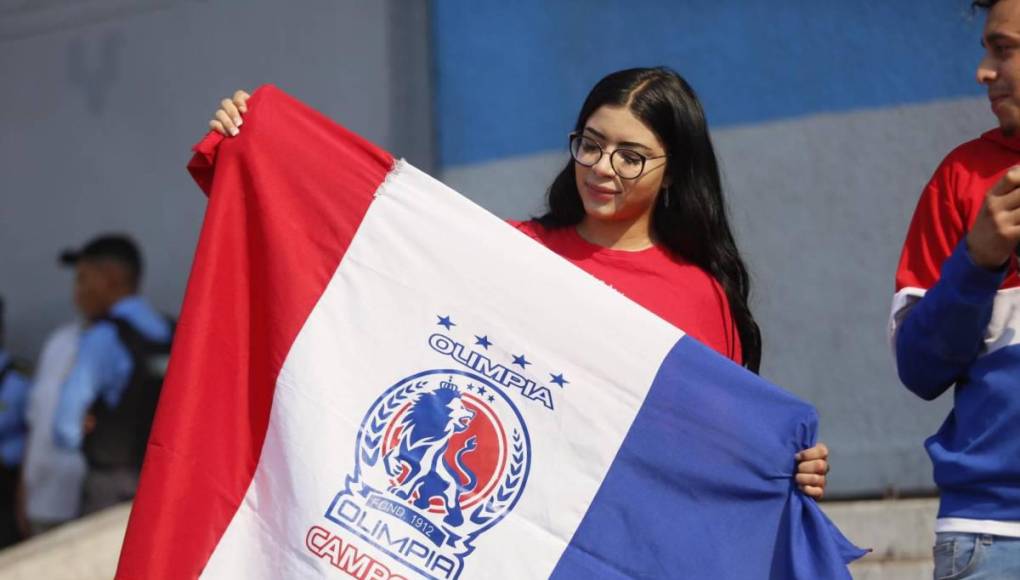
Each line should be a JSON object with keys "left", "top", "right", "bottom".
{"left": 0, "top": 349, "right": 30, "bottom": 467}
{"left": 53, "top": 296, "right": 172, "bottom": 450}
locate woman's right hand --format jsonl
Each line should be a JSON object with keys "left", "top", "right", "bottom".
{"left": 209, "top": 90, "right": 251, "bottom": 136}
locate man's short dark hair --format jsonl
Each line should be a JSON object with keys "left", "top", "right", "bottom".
{"left": 60, "top": 234, "right": 143, "bottom": 286}
{"left": 973, "top": 0, "right": 999, "bottom": 9}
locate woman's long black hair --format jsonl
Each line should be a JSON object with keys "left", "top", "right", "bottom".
{"left": 537, "top": 67, "right": 762, "bottom": 372}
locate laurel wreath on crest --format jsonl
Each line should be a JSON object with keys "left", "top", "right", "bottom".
{"left": 358, "top": 379, "right": 529, "bottom": 529}
{"left": 469, "top": 429, "right": 527, "bottom": 526}
{"left": 360, "top": 381, "right": 422, "bottom": 467}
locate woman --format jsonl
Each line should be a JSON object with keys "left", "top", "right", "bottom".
{"left": 208, "top": 67, "right": 830, "bottom": 498}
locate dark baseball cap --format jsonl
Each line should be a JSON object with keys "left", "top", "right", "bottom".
{"left": 59, "top": 234, "right": 143, "bottom": 279}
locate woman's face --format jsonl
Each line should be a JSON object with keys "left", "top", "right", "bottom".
{"left": 574, "top": 105, "right": 669, "bottom": 227}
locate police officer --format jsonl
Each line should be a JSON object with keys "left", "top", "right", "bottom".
{"left": 0, "top": 296, "right": 30, "bottom": 546}
{"left": 53, "top": 235, "right": 172, "bottom": 514}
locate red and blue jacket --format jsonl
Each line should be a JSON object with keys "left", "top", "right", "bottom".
{"left": 892, "top": 128, "right": 1020, "bottom": 522}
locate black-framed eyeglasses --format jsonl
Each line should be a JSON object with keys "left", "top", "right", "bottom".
{"left": 568, "top": 131, "right": 668, "bottom": 180}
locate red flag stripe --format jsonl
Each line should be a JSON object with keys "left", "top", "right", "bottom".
{"left": 116, "top": 85, "right": 393, "bottom": 579}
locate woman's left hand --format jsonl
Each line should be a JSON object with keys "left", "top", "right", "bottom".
{"left": 795, "top": 443, "right": 829, "bottom": 499}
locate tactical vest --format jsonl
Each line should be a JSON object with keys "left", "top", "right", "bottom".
{"left": 82, "top": 316, "right": 173, "bottom": 471}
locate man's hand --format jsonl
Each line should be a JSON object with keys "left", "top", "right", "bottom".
{"left": 967, "top": 166, "right": 1020, "bottom": 269}
{"left": 83, "top": 413, "right": 96, "bottom": 435}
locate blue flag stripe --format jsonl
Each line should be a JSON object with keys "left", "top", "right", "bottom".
{"left": 551, "top": 336, "right": 862, "bottom": 579}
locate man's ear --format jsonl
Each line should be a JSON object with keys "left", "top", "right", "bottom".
{"left": 98, "top": 260, "right": 133, "bottom": 293}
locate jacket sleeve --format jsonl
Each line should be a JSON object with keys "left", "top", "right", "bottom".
{"left": 894, "top": 241, "right": 1005, "bottom": 400}
{"left": 890, "top": 156, "right": 1005, "bottom": 400}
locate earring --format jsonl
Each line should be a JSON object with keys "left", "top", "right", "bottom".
{"left": 662, "top": 188, "right": 670, "bottom": 208}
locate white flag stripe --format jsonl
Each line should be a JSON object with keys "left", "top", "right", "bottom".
{"left": 202, "top": 160, "right": 682, "bottom": 578}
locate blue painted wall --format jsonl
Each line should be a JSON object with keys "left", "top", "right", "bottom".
{"left": 433, "top": 1, "right": 984, "bottom": 167}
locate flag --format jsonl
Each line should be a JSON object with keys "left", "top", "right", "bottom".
{"left": 117, "top": 85, "right": 863, "bottom": 579}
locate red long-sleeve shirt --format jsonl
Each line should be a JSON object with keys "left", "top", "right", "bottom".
{"left": 512, "top": 220, "right": 742, "bottom": 364}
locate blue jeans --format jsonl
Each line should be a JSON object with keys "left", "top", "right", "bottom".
{"left": 933, "top": 532, "right": 1020, "bottom": 579}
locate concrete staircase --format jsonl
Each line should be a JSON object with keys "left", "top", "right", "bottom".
{"left": 0, "top": 498, "right": 939, "bottom": 579}
{"left": 823, "top": 497, "right": 937, "bottom": 579}
{"left": 0, "top": 503, "right": 129, "bottom": 579}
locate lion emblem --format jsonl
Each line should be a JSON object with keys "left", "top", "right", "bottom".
{"left": 382, "top": 381, "right": 479, "bottom": 526}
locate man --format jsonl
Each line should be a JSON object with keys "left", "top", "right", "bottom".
{"left": 22, "top": 319, "right": 86, "bottom": 535}
{"left": 54, "top": 234, "right": 172, "bottom": 514}
{"left": 891, "top": 1, "right": 1020, "bottom": 577}
{"left": 0, "top": 296, "right": 30, "bottom": 547}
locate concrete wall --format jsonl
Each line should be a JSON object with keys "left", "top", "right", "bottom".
{"left": 0, "top": 0, "right": 432, "bottom": 359}
{"left": 432, "top": 0, "right": 990, "bottom": 497}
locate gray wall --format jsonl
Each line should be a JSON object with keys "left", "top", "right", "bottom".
{"left": 715, "top": 98, "right": 988, "bottom": 496}
{"left": 0, "top": 0, "right": 432, "bottom": 360}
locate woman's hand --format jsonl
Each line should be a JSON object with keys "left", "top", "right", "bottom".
{"left": 795, "top": 442, "right": 829, "bottom": 499}
{"left": 209, "top": 90, "right": 251, "bottom": 136}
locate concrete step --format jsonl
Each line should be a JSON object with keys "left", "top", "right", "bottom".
{"left": 0, "top": 503, "right": 130, "bottom": 580}
{"left": 0, "top": 498, "right": 943, "bottom": 579}
{"left": 822, "top": 497, "right": 939, "bottom": 579}
{"left": 847, "top": 559, "right": 933, "bottom": 580}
